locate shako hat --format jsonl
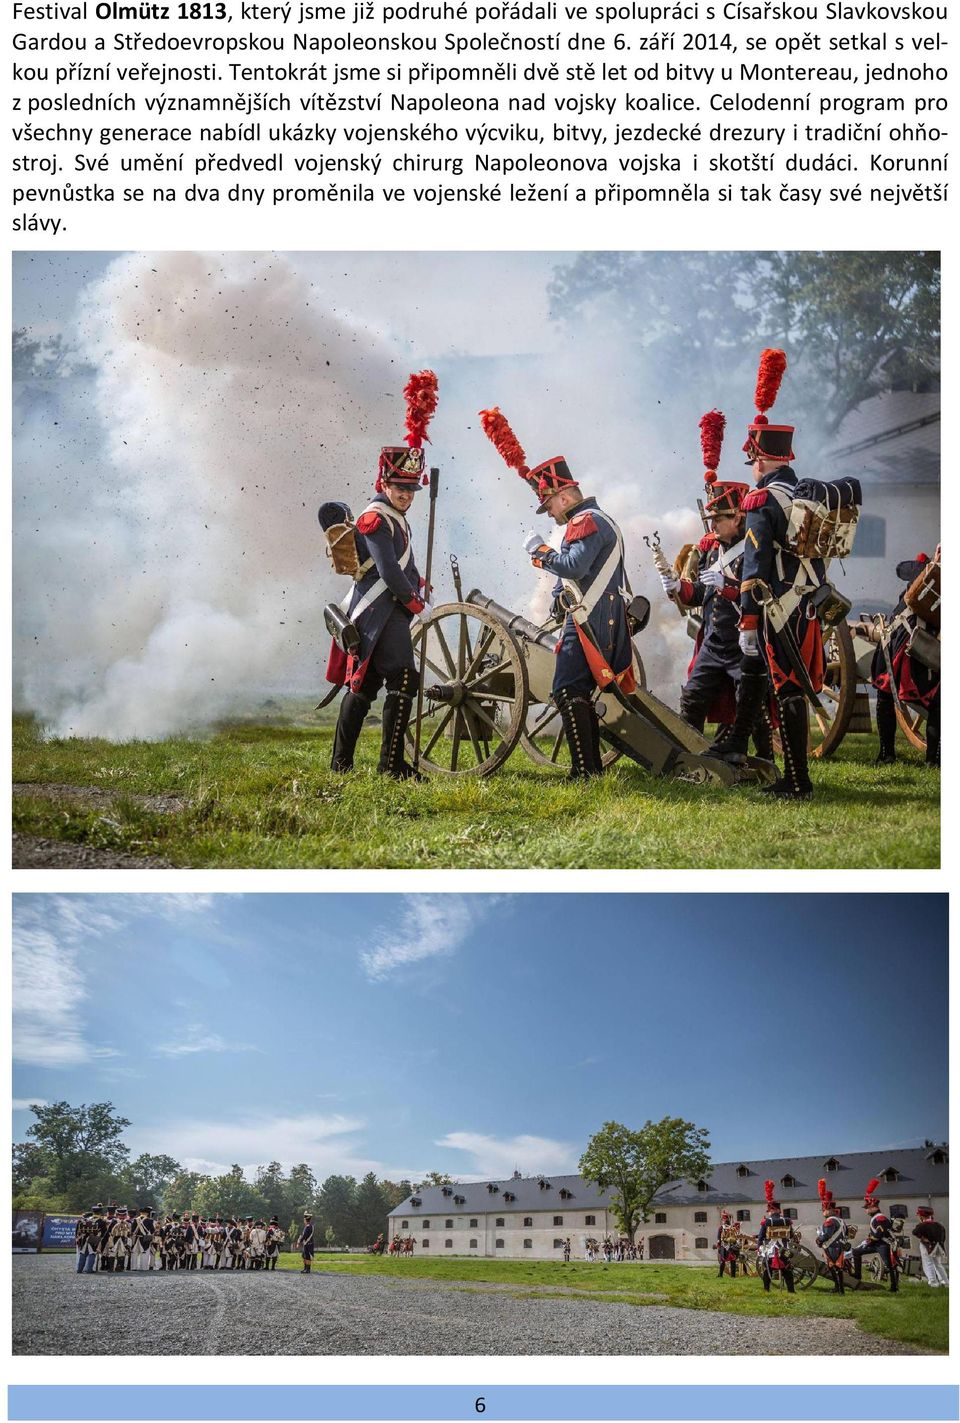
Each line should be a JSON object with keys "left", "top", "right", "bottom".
{"left": 743, "top": 348, "right": 794, "bottom": 463}
{"left": 917, "top": 1205, "right": 935, "bottom": 1219}
{"left": 699, "top": 408, "right": 748, "bottom": 516}
{"left": 864, "top": 1177, "right": 881, "bottom": 1212}
{"left": 378, "top": 370, "right": 438, "bottom": 491}
{"left": 817, "top": 1179, "right": 836, "bottom": 1216}
{"left": 764, "top": 1179, "right": 780, "bottom": 1212}
{"left": 479, "top": 406, "right": 579, "bottom": 514}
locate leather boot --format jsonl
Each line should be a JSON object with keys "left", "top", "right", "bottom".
{"left": 679, "top": 690, "right": 707, "bottom": 735}
{"left": 752, "top": 701, "right": 775, "bottom": 762}
{"left": 378, "top": 680, "right": 421, "bottom": 780}
{"left": 875, "top": 691, "right": 897, "bottom": 764}
{"left": 588, "top": 699, "right": 605, "bottom": 775}
{"left": 555, "top": 688, "right": 602, "bottom": 779}
{"left": 763, "top": 693, "right": 813, "bottom": 799}
{"left": 331, "top": 691, "right": 371, "bottom": 772}
{"left": 709, "top": 668, "right": 768, "bottom": 764}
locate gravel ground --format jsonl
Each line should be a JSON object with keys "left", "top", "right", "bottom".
{"left": 12, "top": 834, "right": 172, "bottom": 869}
{"left": 12, "top": 1256, "right": 923, "bottom": 1355}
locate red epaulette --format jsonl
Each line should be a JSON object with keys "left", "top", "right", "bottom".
{"left": 742, "top": 489, "right": 768, "bottom": 512}
{"left": 698, "top": 533, "right": 719, "bottom": 552}
{"left": 356, "top": 511, "right": 382, "bottom": 534}
{"left": 564, "top": 512, "right": 598, "bottom": 543}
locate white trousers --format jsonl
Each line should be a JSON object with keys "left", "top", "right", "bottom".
{"left": 921, "top": 1245, "right": 949, "bottom": 1286}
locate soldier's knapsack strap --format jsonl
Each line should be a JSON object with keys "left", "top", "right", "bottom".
{"left": 340, "top": 503, "right": 413, "bottom": 619}
{"left": 561, "top": 510, "right": 627, "bottom": 622}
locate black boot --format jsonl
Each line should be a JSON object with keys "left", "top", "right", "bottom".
{"left": 331, "top": 691, "right": 371, "bottom": 772}
{"left": 925, "top": 697, "right": 940, "bottom": 767}
{"left": 555, "top": 688, "right": 602, "bottom": 779}
{"left": 709, "top": 668, "right": 768, "bottom": 764}
{"left": 587, "top": 699, "right": 605, "bottom": 776}
{"left": 679, "top": 691, "right": 707, "bottom": 735}
{"left": 763, "top": 693, "right": 813, "bottom": 799}
{"left": 752, "top": 701, "right": 775, "bottom": 763}
{"left": 875, "top": 691, "right": 897, "bottom": 764}
{"left": 378, "top": 677, "right": 421, "bottom": 779}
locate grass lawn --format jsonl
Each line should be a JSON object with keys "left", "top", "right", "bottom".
{"left": 13, "top": 715, "right": 938, "bottom": 869}
{"left": 273, "top": 1253, "right": 946, "bottom": 1352}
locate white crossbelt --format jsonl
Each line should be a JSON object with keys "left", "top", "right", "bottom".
{"left": 341, "top": 503, "right": 412, "bottom": 620}
{"left": 561, "top": 509, "right": 627, "bottom": 623}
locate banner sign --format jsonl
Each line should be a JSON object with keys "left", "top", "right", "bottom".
{"left": 12, "top": 1210, "right": 43, "bottom": 1253}
{"left": 41, "top": 1215, "right": 80, "bottom": 1250}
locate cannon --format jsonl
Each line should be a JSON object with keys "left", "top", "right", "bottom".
{"left": 404, "top": 588, "right": 774, "bottom": 785}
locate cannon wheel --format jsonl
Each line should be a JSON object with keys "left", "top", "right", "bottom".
{"left": 519, "top": 644, "right": 647, "bottom": 771}
{"left": 772, "top": 620, "right": 857, "bottom": 761}
{"left": 406, "top": 602, "right": 529, "bottom": 777}
{"left": 791, "top": 1244, "right": 819, "bottom": 1290}
{"left": 895, "top": 703, "right": 928, "bottom": 752}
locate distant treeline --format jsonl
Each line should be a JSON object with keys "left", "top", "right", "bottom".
{"left": 12, "top": 1100, "right": 444, "bottom": 1247}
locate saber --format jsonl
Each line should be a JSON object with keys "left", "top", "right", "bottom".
{"left": 757, "top": 583, "right": 824, "bottom": 710}
{"left": 412, "top": 465, "right": 440, "bottom": 772}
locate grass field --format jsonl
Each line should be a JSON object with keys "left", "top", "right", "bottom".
{"left": 274, "top": 1253, "right": 946, "bottom": 1352}
{"left": 12, "top": 715, "right": 939, "bottom": 868}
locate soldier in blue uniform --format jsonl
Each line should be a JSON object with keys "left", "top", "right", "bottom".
{"left": 324, "top": 372, "right": 437, "bottom": 779}
{"left": 867, "top": 550, "right": 940, "bottom": 768}
{"left": 480, "top": 406, "right": 634, "bottom": 779}
{"left": 297, "top": 1213, "right": 315, "bottom": 1275}
{"left": 715, "top": 1211, "right": 741, "bottom": 1278}
{"left": 756, "top": 1182, "right": 796, "bottom": 1293}
{"left": 850, "top": 1178, "right": 900, "bottom": 1292}
{"left": 738, "top": 349, "right": 826, "bottom": 799}
{"left": 815, "top": 1180, "right": 848, "bottom": 1295}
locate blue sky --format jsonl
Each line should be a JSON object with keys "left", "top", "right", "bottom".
{"left": 12, "top": 894, "right": 947, "bottom": 1183}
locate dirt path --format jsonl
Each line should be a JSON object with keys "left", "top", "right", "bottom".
{"left": 12, "top": 834, "right": 173, "bottom": 869}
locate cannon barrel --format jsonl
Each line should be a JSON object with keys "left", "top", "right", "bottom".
{"left": 467, "top": 589, "right": 557, "bottom": 653}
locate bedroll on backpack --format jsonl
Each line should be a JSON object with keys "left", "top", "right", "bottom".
{"left": 784, "top": 477, "right": 862, "bottom": 562}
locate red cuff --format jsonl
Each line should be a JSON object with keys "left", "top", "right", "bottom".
{"left": 720, "top": 585, "right": 739, "bottom": 602}
{"left": 404, "top": 596, "right": 425, "bottom": 615}
{"left": 739, "top": 613, "right": 759, "bottom": 631}
{"left": 678, "top": 580, "right": 696, "bottom": 603}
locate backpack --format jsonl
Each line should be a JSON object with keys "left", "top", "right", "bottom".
{"left": 783, "top": 477, "right": 862, "bottom": 561}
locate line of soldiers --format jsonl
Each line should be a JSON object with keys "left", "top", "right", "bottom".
{"left": 715, "top": 1176, "right": 947, "bottom": 1294}
{"left": 321, "top": 353, "right": 939, "bottom": 790}
{"left": 74, "top": 1204, "right": 286, "bottom": 1273}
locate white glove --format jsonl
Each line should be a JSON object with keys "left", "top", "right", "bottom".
{"left": 524, "top": 530, "right": 547, "bottom": 556}
{"left": 417, "top": 600, "right": 434, "bottom": 620}
{"left": 659, "top": 570, "right": 680, "bottom": 597}
{"left": 739, "top": 627, "right": 759, "bottom": 657}
{"left": 699, "top": 563, "right": 725, "bottom": 591}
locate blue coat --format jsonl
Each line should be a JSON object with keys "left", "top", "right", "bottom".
{"left": 535, "top": 498, "right": 634, "bottom": 696}
{"left": 329, "top": 494, "right": 423, "bottom": 692}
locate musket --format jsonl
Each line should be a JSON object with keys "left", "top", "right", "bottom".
{"left": 412, "top": 466, "right": 440, "bottom": 772}
{"left": 696, "top": 498, "right": 709, "bottom": 535}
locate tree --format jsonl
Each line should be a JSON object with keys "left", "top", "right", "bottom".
{"left": 12, "top": 1142, "right": 49, "bottom": 1194}
{"left": 125, "top": 1154, "right": 182, "bottom": 1208}
{"left": 579, "top": 1118, "right": 711, "bottom": 1239}
{"left": 24, "top": 1101, "right": 131, "bottom": 1208}
{"left": 162, "top": 1170, "right": 210, "bottom": 1217}
{"left": 317, "top": 1174, "right": 359, "bottom": 1245}
{"left": 380, "top": 1179, "right": 413, "bottom": 1211}
{"left": 194, "top": 1166, "right": 267, "bottom": 1221}
{"left": 255, "top": 1161, "right": 291, "bottom": 1223}
{"left": 414, "top": 1171, "right": 453, "bottom": 1190}
{"left": 286, "top": 1162, "right": 318, "bottom": 1214}
{"left": 355, "top": 1172, "right": 389, "bottom": 1245}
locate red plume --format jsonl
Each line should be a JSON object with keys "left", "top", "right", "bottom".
{"left": 403, "top": 369, "right": 438, "bottom": 450}
{"left": 754, "top": 348, "right": 787, "bottom": 421}
{"left": 818, "top": 1179, "right": 828, "bottom": 1202}
{"left": 700, "top": 409, "right": 725, "bottom": 484}
{"left": 479, "top": 406, "right": 529, "bottom": 477}
{"left": 865, "top": 1178, "right": 880, "bottom": 1197}
{"left": 764, "top": 1180, "right": 776, "bottom": 1206}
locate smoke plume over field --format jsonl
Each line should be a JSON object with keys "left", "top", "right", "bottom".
{"left": 14, "top": 251, "right": 743, "bottom": 740}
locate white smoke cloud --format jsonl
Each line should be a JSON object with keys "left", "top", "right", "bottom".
{"left": 14, "top": 251, "right": 711, "bottom": 739}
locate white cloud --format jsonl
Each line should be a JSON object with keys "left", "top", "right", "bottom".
{"left": 435, "top": 1131, "right": 579, "bottom": 1178}
{"left": 13, "top": 898, "right": 123, "bottom": 1068}
{"left": 154, "top": 1023, "right": 258, "bottom": 1058}
{"left": 360, "top": 897, "right": 493, "bottom": 981}
{"left": 13, "top": 1098, "right": 47, "bottom": 1111}
{"left": 128, "top": 1111, "right": 372, "bottom": 1178}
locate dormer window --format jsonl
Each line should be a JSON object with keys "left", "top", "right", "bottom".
{"left": 486, "top": 1183, "right": 499, "bottom": 1194}
{"left": 410, "top": 1197, "right": 422, "bottom": 1207}
{"left": 538, "top": 1178, "right": 551, "bottom": 1190}
{"left": 780, "top": 1174, "right": 796, "bottom": 1189}
{"left": 503, "top": 1191, "right": 516, "bottom": 1202}
{"left": 736, "top": 1165, "right": 750, "bottom": 1178}
{"left": 559, "top": 1188, "right": 573, "bottom": 1199}
{"left": 927, "top": 1148, "right": 947, "bottom": 1166}
{"left": 441, "top": 1186, "right": 453, "bottom": 1196}
{"left": 823, "top": 1158, "right": 840, "bottom": 1172}
{"left": 882, "top": 1167, "right": 901, "bottom": 1183}
{"left": 454, "top": 1195, "right": 465, "bottom": 1205}
{"left": 696, "top": 1179, "right": 709, "bottom": 1193}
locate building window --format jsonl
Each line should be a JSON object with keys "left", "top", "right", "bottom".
{"left": 850, "top": 512, "right": 886, "bottom": 558}
{"left": 445, "top": 1220, "right": 453, "bottom": 1229}
{"left": 780, "top": 1175, "right": 796, "bottom": 1189}
{"left": 523, "top": 1239, "right": 532, "bottom": 1249}
{"left": 824, "top": 1158, "right": 840, "bottom": 1172}
{"left": 696, "top": 1180, "right": 708, "bottom": 1193}
{"left": 585, "top": 1214, "right": 596, "bottom": 1226}
{"left": 736, "top": 1210, "right": 751, "bottom": 1222}
{"left": 422, "top": 1221, "right": 430, "bottom": 1229}
{"left": 890, "top": 1204, "right": 908, "bottom": 1219}
{"left": 445, "top": 1239, "right": 453, "bottom": 1248}
{"left": 694, "top": 1212, "right": 707, "bottom": 1224}
{"left": 470, "top": 1219, "right": 478, "bottom": 1228}
{"left": 495, "top": 1218, "right": 505, "bottom": 1227}
{"left": 695, "top": 1238, "right": 709, "bottom": 1249}
{"left": 839, "top": 1207, "right": 851, "bottom": 1220}
{"left": 553, "top": 1216, "right": 563, "bottom": 1226}
{"left": 883, "top": 1169, "right": 901, "bottom": 1183}
{"left": 495, "top": 1239, "right": 504, "bottom": 1249}
{"left": 469, "top": 1239, "right": 478, "bottom": 1249}
{"left": 736, "top": 1164, "right": 750, "bottom": 1178}
{"left": 784, "top": 1208, "right": 798, "bottom": 1221}
{"left": 422, "top": 1239, "right": 430, "bottom": 1248}
{"left": 523, "top": 1217, "right": 533, "bottom": 1228}
{"left": 654, "top": 1213, "right": 667, "bottom": 1225}
{"left": 401, "top": 1221, "right": 408, "bottom": 1229}
{"left": 553, "top": 1239, "right": 564, "bottom": 1248}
